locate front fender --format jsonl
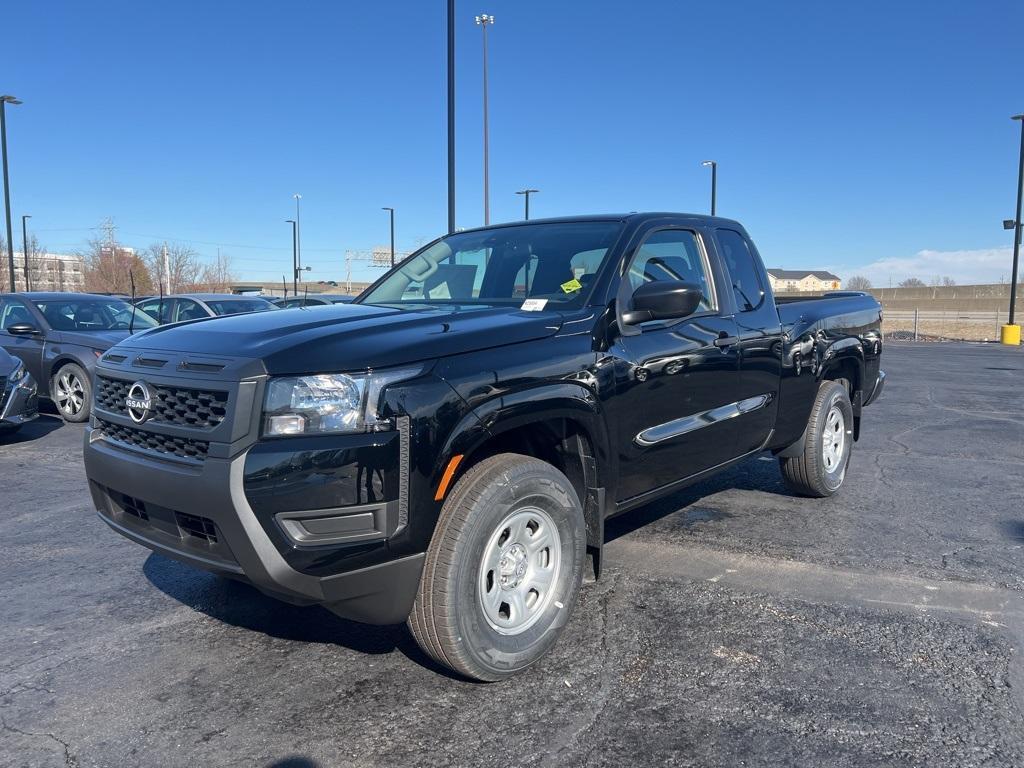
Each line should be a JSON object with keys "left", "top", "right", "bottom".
{"left": 436, "top": 380, "right": 613, "bottom": 487}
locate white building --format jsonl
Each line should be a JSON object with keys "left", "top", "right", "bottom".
{"left": 767, "top": 269, "right": 841, "bottom": 293}
{"left": 6, "top": 251, "right": 86, "bottom": 292}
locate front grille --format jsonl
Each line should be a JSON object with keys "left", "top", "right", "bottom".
{"left": 175, "top": 511, "right": 219, "bottom": 543}
{"left": 111, "top": 490, "right": 149, "bottom": 520}
{"left": 95, "top": 376, "right": 229, "bottom": 429}
{"left": 96, "top": 417, "right": 210, "bottom": 462}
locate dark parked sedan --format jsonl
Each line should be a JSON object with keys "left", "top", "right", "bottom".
{"left": 0, "top": 293, "right": 157, "bottom": 422}
{"left": 271, "top": 294, "right": 354, "bottom": 308}
{"left": 0, "top": 346, "right": 38, "bottom": 435}
{"left": 135, "top": 293, "right": 277, "bottom": 324}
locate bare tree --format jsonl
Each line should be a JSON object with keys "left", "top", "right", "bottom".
{"left": 143, "top": 242, "right": 202, "bottom": 294}
{"left": 79, "top": 219, "right": 155, "bottom": 296}
{"left": 898, "top": 277, "right": 926, "bottom": 288}
{"left": 196, "top": 251, "right": 235, "bottom": 293}
{"left": 941, "top": 276, "right": 956, "bottom": 287}
{"left": 846, "top": 275, "right": 872, "bottom": 290}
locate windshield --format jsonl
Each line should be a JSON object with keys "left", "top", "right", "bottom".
{"left": 35, "top": 298, "right": 158, "bottom": 331}
{"left": 204, "top": 298, "right": 276, "bottom": 316}
{"left": 359, "top": 221, "right": 623, "bottom": 309}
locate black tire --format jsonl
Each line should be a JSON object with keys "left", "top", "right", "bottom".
{"left": 779, "top": 380, "right": 853, "bottom": 498}
{"left": 408, "top": 453, "right": 587, "bottom": 681}
{"left": 51, "top": 362, "right": 91, "bottom": 423}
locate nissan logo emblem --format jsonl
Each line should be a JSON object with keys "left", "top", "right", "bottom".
{"left": 125, "top": 381, "right": 153, "bottom": 424}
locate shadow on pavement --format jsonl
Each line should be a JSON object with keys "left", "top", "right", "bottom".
{"left": 605, "top": 453, "right": 783, "bottom": 543}
{"left": 141, "top": 552, "right": 462, "bottom": 678}
{"left": 266, "top": 757, "right": 322, "bottom": 768}
{"left": 0, "top": 414, "right": 65, "bottom": 444}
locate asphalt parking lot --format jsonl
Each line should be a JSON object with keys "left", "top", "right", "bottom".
{"left": 2, "top": 342, "right": 1023, "bottom": 768}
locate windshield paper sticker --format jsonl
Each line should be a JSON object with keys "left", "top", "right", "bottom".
{"left": 521, "top": 298, "right": 548, "bottom": 311}
{"left": 560, "top": 278, "right": 583, "bottom": 294}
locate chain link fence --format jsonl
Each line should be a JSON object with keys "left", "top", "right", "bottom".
{"left": 883, "top": 309, "right": 1012, "bottom": 342}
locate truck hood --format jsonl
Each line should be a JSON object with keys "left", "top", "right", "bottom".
{"left": 109, "top": 303, "right": 564, "bottom": 375}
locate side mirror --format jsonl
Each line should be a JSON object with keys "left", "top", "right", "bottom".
{"left": 621, "top": 281, "right": 703, "bottom": 325}
{"left": 6, "top": 322, "right": 40, "bottom": 336}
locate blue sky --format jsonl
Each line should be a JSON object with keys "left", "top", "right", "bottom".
{"left": 3, "top": 0, "right": 1023, "bottom": 286}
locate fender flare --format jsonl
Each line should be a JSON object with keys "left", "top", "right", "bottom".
{"left": 433, "top": 381, "right": 613, "bottom": 577}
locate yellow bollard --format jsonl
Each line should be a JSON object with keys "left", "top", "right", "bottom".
{"left": 1001, "top": 324, "right": 1022, "bottom": 346}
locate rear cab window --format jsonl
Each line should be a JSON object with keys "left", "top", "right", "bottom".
{"left": 715, "top": 229, "right": 765, "bottom": 312}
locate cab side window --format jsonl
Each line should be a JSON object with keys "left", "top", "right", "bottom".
{"left": 627, "top": 229, "right": 715, "bottom": 312}
{"left": 716, "top": 229, "right": 765, "bottom": 312}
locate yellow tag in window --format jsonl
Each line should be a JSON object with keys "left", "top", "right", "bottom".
{"left": 560, "top": 278, "right": 583, "bottom": 294}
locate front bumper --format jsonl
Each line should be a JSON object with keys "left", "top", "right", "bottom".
{"left": 864, "top": 369, "right": 886, "bottom": 406}
{"left": 84, "top": 429, "right": 424, "bottom": 624}
{"left": 0, "top": 373, "right": 39, "bottom": 428}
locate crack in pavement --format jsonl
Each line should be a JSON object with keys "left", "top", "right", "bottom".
{"left": 1, "top": 716, "right": 79, "bottom": 767}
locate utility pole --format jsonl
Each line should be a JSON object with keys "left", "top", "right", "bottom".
{"left": 701, "top": 160, "right": 717, "bottom": 216}
{"left": 1, "top": 95, "right": 21, "bottom": 292}
{"left": 515, "top": 189, "right": 538, "bottom": 220}
{"left": 162, "top": 242, "right": 171, "bottom": 294}
{"left": 447, "top": 0, "right": 456, "bottom": 234}
{"left": 476, "top": 14, "right": 495, "bottom": 225}
{"left": 286, "top": 219, "right": 298, "bottom": 297}
{"left": 382, "top": 207, "right": 395, "bottom": 266}
{"left": 293, "top": 193, "right": 302, "bottom": 275}
{"left": 21, "top": 214, "right": 31, "bottom": 291}
{"left": 1004, "top": 113, "right": 1024, "bottom": 343}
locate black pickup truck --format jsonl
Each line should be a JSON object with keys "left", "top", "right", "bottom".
{"left": 83, "top": 213, "right": 884, "bottom": 680}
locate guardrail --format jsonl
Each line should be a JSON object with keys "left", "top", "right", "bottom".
{"left": 883, "top": 309, "right": 1011, "bottom": 342}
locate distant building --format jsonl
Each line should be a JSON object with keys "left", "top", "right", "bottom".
{"left": 9, "top": 251, "right": 86, "bottom": 292}
{"left": 767, "top": 269, "right": 841, "bottom": 293}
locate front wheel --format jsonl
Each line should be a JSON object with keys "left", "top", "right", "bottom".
{"left": 52, "top": 362, "right": 91, "bottom": 423}
{"left": 408, "top": 453, "right": 587, "bottom": 681}
{"left": 779, "top": 380, "right": 854, "bottom": 497}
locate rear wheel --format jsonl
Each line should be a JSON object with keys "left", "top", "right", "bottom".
{"left": 779, "top": 380, "right": 853, "bottom": 497}
{"left": 52, "top": 362, "right": 91, "bottom": 423}
{"left": 408, "top": 453, "right": 586, "bottom": 681}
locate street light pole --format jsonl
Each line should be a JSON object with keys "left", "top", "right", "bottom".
{"left": 701, "top": 160, "right": 717, "bottom": 216}
{"left": 447, "top": 0, "right": 456, "bottom": 234}
{"left": 293, "top": 194, "right": 302, "bottom": 275}
{"left": 1, "top": 95, "right": 21, "bottom": 293}
{"left": 476, "top": 14, "right": 495, "bottom": 226}
{"left": 515, "top": 188, "right": 538, "bottom": 220}
{"left": 21, "top": 214, "right": 31, "bottom": 291}
{"left": 286, "top": 219, "right": 297, "bottom": 297}
{"left": 382, "top": 207, "right": 395, "bottom": 267}
{"left": 1008, "top": 114, "right": 1024, "bottom": 330}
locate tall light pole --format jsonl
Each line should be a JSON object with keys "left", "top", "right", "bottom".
{"left": 701, "top": 160, "right": 717, "bottom": 216}
{"left": 1, "top": 95, "right": 21, "bottom": 293}
{"left": 293, "top": 194, "right": 302, "bottom": 275}
{"left": 286, "top": 219, "right": 298, "bottom": 297}
{"left": 476, "top": 14, "right": 495, "bottom": 226}
{"left": 447, "top": 0, "right": 456, "bottom": 234}
{"left": 515, "top": 189, "right": 538, "bottom": 220}
{"left": 1006, "top": 114, "right": 1024, "bottom": 336}
{"left": 382, "top": 207, "right": 395, "bottom": 266}
{"left": 21, "top": 214, "right": 31, "bottom": 291}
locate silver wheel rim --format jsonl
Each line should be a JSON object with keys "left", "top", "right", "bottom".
{"left": 56, "top": 371, "right": 85, "bottom": 416}
{"left": 822, "top": 405, "right": 846, "bottom": 473}
{"left": 478, "top": 506, "right": 561, "bottom": 636}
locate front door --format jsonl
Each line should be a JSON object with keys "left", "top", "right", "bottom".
{"left": 608, "top": 227, "right": 744, "bottom": 503}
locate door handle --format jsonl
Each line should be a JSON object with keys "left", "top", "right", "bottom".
{"left": 714, "top": 335, "right": 740, "bottom": 348}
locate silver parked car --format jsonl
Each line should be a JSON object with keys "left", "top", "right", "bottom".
{"left": 134, "top": 294, "right": 278, "bottom": 324}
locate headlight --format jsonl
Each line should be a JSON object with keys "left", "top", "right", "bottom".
{"left": 8, "top": 361, "right": 28, "bottom": 384}
{"left": 262, "top": 365, "right": 423, "bottom": 437}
